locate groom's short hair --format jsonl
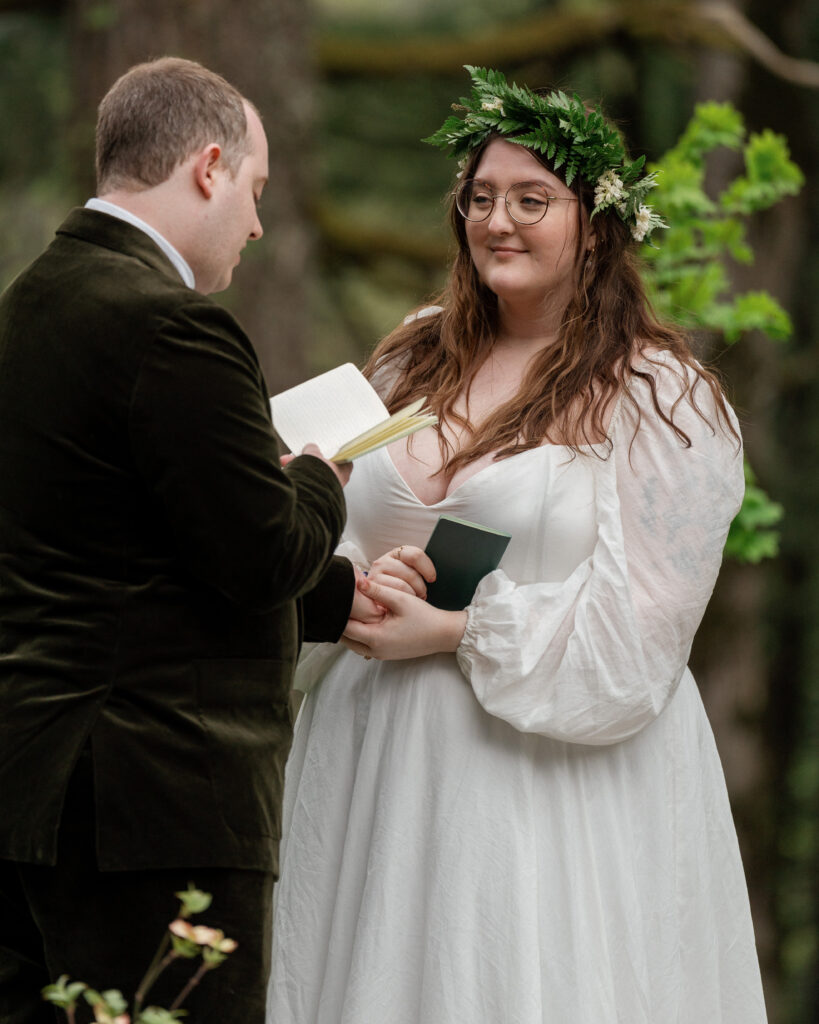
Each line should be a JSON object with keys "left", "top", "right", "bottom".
{"left": 95, "top": 57, "right": 254, "bottom": 193}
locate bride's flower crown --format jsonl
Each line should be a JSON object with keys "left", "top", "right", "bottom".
{"left": 424, "top": 65, "right": 667, "bottom": 243}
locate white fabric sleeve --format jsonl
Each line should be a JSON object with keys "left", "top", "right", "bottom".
{"left": 456, "top": 357, "right": 744, "bottom": 745}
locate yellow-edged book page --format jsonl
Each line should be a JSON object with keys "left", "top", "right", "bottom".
{"left": 270, "top": 363, "right": 436, "bottom": 463}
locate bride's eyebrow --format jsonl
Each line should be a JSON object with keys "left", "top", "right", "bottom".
{"left": 472, "top": 176, "right": 556, "bottom": 189}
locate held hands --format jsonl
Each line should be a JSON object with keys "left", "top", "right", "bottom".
{"left": 367, "top": 545, "right": 436, "bottom": 598}
{"left": 342, "top": 576, "right": 467, "bottom": 662}
{"left": 350, "top": 565, "right": 386, "bottom": 624}
{"left": 347, "top": 543, "right": 433, "bottom": 628}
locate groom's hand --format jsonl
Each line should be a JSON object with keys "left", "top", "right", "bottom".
{"left": 283, "top": 444, "right": 352, "bottom": 487}
{"left": 347, "top": 566, "right": 386, "bottom": 624}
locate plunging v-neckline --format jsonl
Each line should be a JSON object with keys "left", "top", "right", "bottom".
{"left": 380, "top": 383, "right": 625, "bottom": 509}
{"left": 382, "top": 443, "right": 558, "bottom": 509}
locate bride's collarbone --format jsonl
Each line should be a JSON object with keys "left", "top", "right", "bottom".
{"left": 391, "top": 377, "right": 615, "bottom": 503}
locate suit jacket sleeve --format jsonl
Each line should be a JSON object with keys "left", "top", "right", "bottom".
{"left": 300, "top": 555, "right": 355, "bottom": 643}
{"left": 129, "top": 297, "right": 347, "bottom": 612}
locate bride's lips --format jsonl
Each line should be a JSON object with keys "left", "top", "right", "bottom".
{"left": 490, "top": 245, "right": 527, "bottom": 254}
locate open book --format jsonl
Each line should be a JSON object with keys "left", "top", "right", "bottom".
{"left": 270, "top": 363, "right": 437, "bottom": 463}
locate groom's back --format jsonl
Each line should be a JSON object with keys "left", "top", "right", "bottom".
{"left": 0, "top": 219, "right": 180, "bottom": 567}
{"left": 0, "top": 210, "right": 299, "bottom": 871}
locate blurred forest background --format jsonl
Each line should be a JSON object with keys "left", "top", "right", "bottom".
{"left": 0, "top": 0, "right": 817, "bottom": 1020}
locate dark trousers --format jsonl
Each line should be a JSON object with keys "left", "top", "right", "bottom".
{"left": 0, "top": 749, "right": 274, "bottom": 1024}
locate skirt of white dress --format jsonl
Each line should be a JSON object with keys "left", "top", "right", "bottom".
{"left": 267, "top": 650, "right": 767, "bottom": 1024}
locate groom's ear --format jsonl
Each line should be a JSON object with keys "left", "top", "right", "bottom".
{"left": 192, "top": 143, "right": 223, "bottom": 199}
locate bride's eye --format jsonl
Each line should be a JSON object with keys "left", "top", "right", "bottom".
{"left": 470, "top": 191, "right": 494, "bottom": 210}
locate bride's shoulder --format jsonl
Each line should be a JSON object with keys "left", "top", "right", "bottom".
{"left": 620, "top": 344, "right": 740, "bottom": 450}
{"left": 403, "top": 304, "right": 444, "bottom": 326}
{"left": 626, "top": 345, "right": 713, "bottom": 408}
{"left": 630, "top": 344, "right": 693, "bottom": 380}
{"left": 370, "top": 306, "right": 445, "bottom": 398}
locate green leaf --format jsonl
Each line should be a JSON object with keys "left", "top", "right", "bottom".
{"left": 101, "top": 990, "right": 129, "bottom": 1014}
{"left": 645, "top": 101, "right": 801, "bottom": 354}
{"left": 713, "top": 292, "right": 793, "bottom": 344}
{"left": 170, "top": 934, "right": 200, "bottom": 959}
{"left": 721, "top": 130, "right": 804, "bottom": 213}
{"left": 84, "top": 988, "right": 128, "bottom": 1015}
{"left": 175, "top": 885, "right": 212, "bottom": 917}
{"left": 669, "top": 101, "right": 745, "bottom": 163}
{"left": 41, "top": 976, "right": 87, "bottom": 1009}
{"left": 724, "top": 460, "right": 783, "bottom": 563}
{"left": 202, "top": 947, "right": 228, "bottom": 967}
{"left": 699, "top": 218, "right": 752, "bottom": 264}
{"left": 137, "top": 1008, "right": 188, "bottom": 1024}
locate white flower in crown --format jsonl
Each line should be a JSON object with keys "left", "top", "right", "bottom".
{"left": 481, "top": 96, "right": 505, "bottom": 114}
{"left": 594, "top": 168, "right": 627, "bottom": 208}
{"left": 630, "top": 204, "right": 654, "bottom": 241}
{"left": 455, "top": 156, "right": 467, "bottom": 180}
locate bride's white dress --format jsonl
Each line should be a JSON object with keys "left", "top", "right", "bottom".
{"left": 267, "top": 355, "right": 767, "bottom": 1023}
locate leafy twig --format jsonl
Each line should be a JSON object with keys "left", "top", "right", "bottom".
{"left": 133, "top": 934, "right": 172, "bottom": 1015}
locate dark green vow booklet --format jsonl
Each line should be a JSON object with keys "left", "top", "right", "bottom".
{"left": 424, "top": 515, "right": 511, "bottom": 611}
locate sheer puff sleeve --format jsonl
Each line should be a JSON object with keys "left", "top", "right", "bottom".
{"left": 456, "top": 353, "right": 744, "bottom": 745}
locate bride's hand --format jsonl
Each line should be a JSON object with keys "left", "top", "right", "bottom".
{"left": 341, "top": 578, "right": 466, "bottom": 661}
{"left": 366, "top": 545, "right": 436, "bottom": 599}
{"left": 348, "top": 565, "right": 386, "bottom": 624}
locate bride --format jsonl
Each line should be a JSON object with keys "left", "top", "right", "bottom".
{"left": 267, "top": 67, "right": 767, "bottom": 1023}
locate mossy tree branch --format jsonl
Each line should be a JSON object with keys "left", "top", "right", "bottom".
{"left": 3, "top": 1, "right": 815, "bottom": 88}
{"left": 315, "top": 204, "right": 449, "bottom": 270}
{"left": 317, "top": 2, "right": 819, "bottom": 89}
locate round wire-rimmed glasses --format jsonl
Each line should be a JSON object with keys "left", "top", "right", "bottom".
{"left": 454, "top": 179, "right": 579, "bottom": 225}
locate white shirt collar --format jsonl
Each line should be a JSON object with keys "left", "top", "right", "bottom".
{"left": 84, "top": 198, "right": 196, "bottom": 290}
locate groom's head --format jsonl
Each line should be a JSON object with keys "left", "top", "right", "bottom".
{"left": 95, "top": 57, "right": 252, "bottom": 194}
{"left": 93, "top": 57, "right": 269, "bottom": 295}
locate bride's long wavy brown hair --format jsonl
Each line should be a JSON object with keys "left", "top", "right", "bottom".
{"left": 363, "top": 132, "right": 737, "bottom": 479}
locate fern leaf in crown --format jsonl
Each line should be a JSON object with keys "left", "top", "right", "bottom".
{"left": 423, "top": 65, "right": 667, "bottom": 242}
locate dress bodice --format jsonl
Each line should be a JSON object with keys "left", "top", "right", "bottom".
{"left": 343, "top": 443, "right": 598, "bottom": 585}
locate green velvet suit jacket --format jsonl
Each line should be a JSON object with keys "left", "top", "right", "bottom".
{"left": 0, "top": 209, "right": 352, "bottom": 874}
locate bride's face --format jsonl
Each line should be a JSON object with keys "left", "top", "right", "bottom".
{"left": 463, "top": 139, "right": 591, "bottom": 309}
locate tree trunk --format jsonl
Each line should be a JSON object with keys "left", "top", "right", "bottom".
{"left": 65, "top": 0, "right": 316, "bottom": 391}
{"left": 687, "top": 2, "right": 818, "bottom": 1021}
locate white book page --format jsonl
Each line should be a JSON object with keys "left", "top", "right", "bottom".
{"left": 270, "top": 363, "right": 388, "bottom": 458}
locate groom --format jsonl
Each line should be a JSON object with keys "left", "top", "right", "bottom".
{"left": 0, "top": 58, "right": 356, "bottom": 1022}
